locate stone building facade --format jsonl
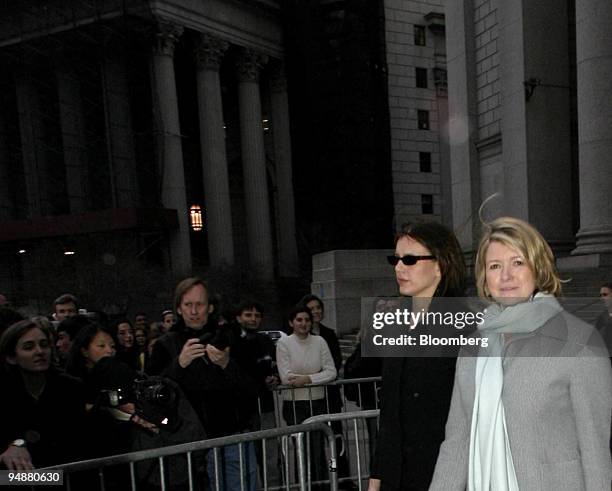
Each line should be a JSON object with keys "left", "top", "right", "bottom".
{"left": 384, "top": 0, "right": 453, "bottom": 228}
{"left": 0, "top": 1, "right": 300, "bottom": 308}
{"left": 446, "top": 0, "right": 612, "bottom": 269}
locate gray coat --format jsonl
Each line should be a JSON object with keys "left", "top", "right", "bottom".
{"left": 429, "top": 310, "right": 612, "bottom": 491}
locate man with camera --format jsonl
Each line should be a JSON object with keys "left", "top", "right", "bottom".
{"left": 148, "top": 277, "right": 257, "bottom": 491}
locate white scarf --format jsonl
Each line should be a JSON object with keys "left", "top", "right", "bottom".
{"left": 468, "top": 293, "right": 563, "bottom": 490}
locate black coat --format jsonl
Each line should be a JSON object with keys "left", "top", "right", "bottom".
{"left": 146, "top": 320, "right": 257, "bottom": 437}
{"left": 229, "top": 323, "right": 277, "bottom": 412}
{"left": 0, "top": 367, "right": 86, "bottom": 468}
{"left": 372, "top": 297, "right": 471, "bottom": 490}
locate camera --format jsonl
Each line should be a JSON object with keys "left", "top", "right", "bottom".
{"left": 198, "top": 328, "right": 231, "bottom": 351}
{"left": 133, "top": 377, "right": 180, "bottom": 431}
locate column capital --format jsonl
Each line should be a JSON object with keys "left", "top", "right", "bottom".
{"left": 235, "top": 48, "right": 268, "bottom": 83}
{"left": 152, "top": 20, "right": 184, "bottom": 56}
{"left": 269, "top": 60, "right": 287, "bottom": 92}
{"left": 194, "top": 34, "right": 229, "bottom": 71}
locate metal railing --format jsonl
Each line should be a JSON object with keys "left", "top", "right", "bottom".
{"left": 40, "top": 423, "right": 338, "bottom": 491}
{"left": 303, "top": 410, "right": 380, "bottom": 491}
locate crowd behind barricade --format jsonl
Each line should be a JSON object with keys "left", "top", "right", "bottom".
{"left": 1, "top": 229, "right": 609, "bottom": 491}
{"left": 0, "top": 281, "right": 374, "bottom": 491}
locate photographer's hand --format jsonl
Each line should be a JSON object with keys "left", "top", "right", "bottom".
{"left": 206, "top": 345, "right": 230, "bottom": 369}
{"left": 0, "top": 445, "right": 34, "bottom": 471}
{"left": 119, "top": 403, "right": 159, "bottom": 433}
{"left": 178, "top": 338, "right": 207, "bottom": 368}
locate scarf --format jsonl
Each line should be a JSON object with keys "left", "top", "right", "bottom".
{"left": 468, "top": 293, "right": 563, "bottom": 491}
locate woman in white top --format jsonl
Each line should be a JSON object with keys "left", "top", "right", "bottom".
{"left": 276, "top": 305, "right": 337, "bottom": 487}
{"left": 276, "top": 305, "right": 337, "bottom": 420}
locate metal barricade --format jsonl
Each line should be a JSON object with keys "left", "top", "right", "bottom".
{"left": 303, "top": 410, "right": 380, "bottom": 491}
{"left": 271, "top": 377, "right": 382, "bottom": 428}
{"left": 39, "top": 423, "right": 338, "bottom": 491}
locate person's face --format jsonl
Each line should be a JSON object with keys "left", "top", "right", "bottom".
{"left": 55, "top": 302, "right": 77, "bottom": 322}
{"left": 290, "top": 312, "right": 312, "bottom": 339}
{"left": 134, "top": 315, "right": 147, "bottom": 329}
{"left": 116, "top": 322, "right": 134, "bottom": 348}
{"left": 7, "top": 328, "right": 51, "bottom": 373}
{"left": 600, "top": 287, "right": 612, "bottom": 311}
{"left": 236, "top": 308, "right": 263, "bottom": 331}
{"left": 82, "top": 331, "right": 115, "bottom": 368}
{"left": 161, "top": 313, "right": 175, "bottom": 332}
{"left": 134, "top": 328, "right": 147, "bottom": 347}
{"left": 306, "top": 300, "right": 324, "bottom": 324}
{"left": 56, "top": 331, "right": 72, "bottom": 354}
{"left": 177, "top": 284, "right": 213, "bottom": 330}
{"left": 484, "top": 241, "right": 536, "bottom": 305}
{"left": 393, "top": 236, "right": 441, "bottom": 298}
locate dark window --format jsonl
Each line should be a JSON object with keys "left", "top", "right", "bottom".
{"left": 416, "top": 67, "right": 428, "bottom": 88}
{"left": 421, "top": 194, "right": 434, "bottom": 214}
{"left": 419, "top": 152, "right": 432, "bottom": 172}
{"left": 414, "top": 25, "right": 426, "bottom": 46}
{"left": 417, "top": 110, "right": 430, "bottom": 130}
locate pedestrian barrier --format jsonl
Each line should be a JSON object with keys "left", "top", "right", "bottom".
{"left": 303, "top": 410, "right": 380, "bottom": 491}
{"left": 270, "top": 377, "right": 381, "bottom": 427}
{"left": 39, "top": 423, "right": 338, "bottom": 491}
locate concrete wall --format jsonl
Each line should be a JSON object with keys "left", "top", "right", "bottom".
{"left": 311, "top": 250, "right": 397, "bottom": 335}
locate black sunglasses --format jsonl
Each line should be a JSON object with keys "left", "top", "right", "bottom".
{"left": 387, "top": 255, "right": 436, "bottom": 266}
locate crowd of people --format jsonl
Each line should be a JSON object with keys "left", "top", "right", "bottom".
{"left": 0, "top": 216, "right": 611, "bottom": 491}
{"left": 0, "top": 278, "right": 361, "bottom": 490}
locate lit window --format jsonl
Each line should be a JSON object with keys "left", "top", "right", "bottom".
{"left": 190, "top": 205, "right": 203, "bottom": 232}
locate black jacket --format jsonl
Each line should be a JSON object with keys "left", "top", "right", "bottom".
{"left": 0, "top": 367, "right": 86, "bottom": 468}
{"left": 229, "top": 323, "right": 277, "bottom": 412}
{"left": 146, "top": 320, "right": 257, "bottom": 437}
{"left": 371, "top": 297, "right": 471, "bottom": 490}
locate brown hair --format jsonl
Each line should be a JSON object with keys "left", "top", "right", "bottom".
{"left": 396, "top": 222, "right": 467, "bottom": 297}
{"left": 173, "top": 277, "right": 209, "bottom": 311}
{"left": 0, "top": 319, "right": 52, "bottom": 363}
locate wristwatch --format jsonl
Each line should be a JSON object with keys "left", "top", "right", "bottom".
{"left": 10, "top": 439, "right": 26, "bottom": 448}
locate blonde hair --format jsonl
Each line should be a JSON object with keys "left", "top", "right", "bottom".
{"left": 475, "top": 217, "right": 562, "bottom": 299}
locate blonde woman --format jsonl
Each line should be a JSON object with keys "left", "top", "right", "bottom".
{"left": 430, "top": 217, "right": 612, "bottom": 490}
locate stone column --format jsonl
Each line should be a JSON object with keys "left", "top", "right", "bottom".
{"left": 14, "top": 71, "right": 49, "bottom": 218}
{"left": 572, "top": 0, "right": 612, "bottom": 255}
{"left": 236, "top": 49, "right": 274, "bottom": 280}
{"left": 270, "top": 61, "right": 299, "bottom": 277}
{"left": 101, "top": 50, "right": 138, "bottom": 208}
{"left": 194, "top": 34, "right": 234, "bottom": 266}
{"left": 444, "top": 0, "right": 481, "bottom": 254}
{"left": 150, "top": 21, "right": 192, "bottom": 276}
{"left": 499, "top": 0, "right": 574, "bottom": 251}
{"left": 54, "top": 57, "right": 88, "bottom": 214}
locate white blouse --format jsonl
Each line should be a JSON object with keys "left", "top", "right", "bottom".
{"left": 276, "top": 333, "right": 337, "bottom": 401}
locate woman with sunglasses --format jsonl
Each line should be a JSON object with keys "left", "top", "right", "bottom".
{"left": 369, "top": 222, "right": 467, "bottom": 491}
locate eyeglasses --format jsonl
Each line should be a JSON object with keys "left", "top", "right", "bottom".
{"left": 387, "top": 255, "right": 436, "bottom": 266}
